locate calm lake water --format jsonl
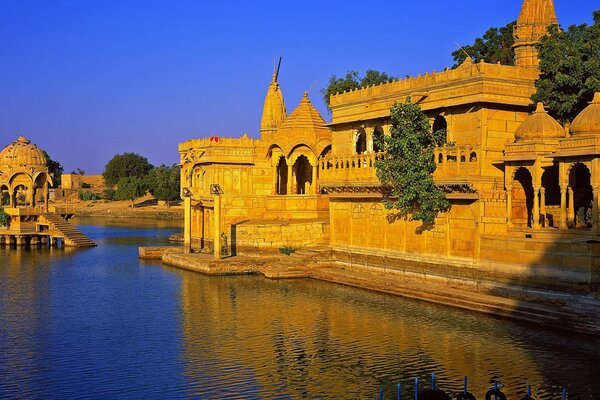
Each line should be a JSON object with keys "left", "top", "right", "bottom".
{"left": 0, "top": 217, "right": 599, "bottom": 400}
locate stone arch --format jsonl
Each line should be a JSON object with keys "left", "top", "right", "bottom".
{"left": 355, "top": 128, "right": 367, "bottom": 155}
{"left": 372, "top": 126, "right": 384, "bottom": 153}
{"left": 0, "top": 184, "right": 9, "bottom": 206}
{"left": 293, "top": 155, "right": 312, "bottom": 194}
{"left": 569, "top": 163, "right": 593, "bottom": 228}
{"left": 288, "top": 144, "right": 317, "bottom": 166}
{"left": 275, "top": 156, "right": 288, "bottom": 195}
{"left": 432, "top": 115, "right": 448, "bottom": 144}
{"left": 319, "top": 144, "right": 332, "bottom": 159}
{"left": 512, "top": 167, "right": 534, "bottom": 227}
{"left": 9, "top": 173, "right": 33, "bottom": 207}
{"left": 541, "top": 165, "right": 560, "bottom": 227}
{"left": 33, "top": 173, "right": 49, "bottom": 206}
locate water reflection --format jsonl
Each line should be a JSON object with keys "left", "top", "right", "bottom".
{"left": 172, "top": 268, "right": 600, "bottom": 399}
{"left": 0, "top": 220, "right": 598, "bottom": 399}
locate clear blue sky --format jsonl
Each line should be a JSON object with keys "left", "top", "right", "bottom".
{"left": 0, "top": 0, "right": 596, "bottom": 174}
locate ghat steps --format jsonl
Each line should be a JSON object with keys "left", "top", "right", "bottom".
{"left": 41, "top": 214, "right": 96, "bottom": 247}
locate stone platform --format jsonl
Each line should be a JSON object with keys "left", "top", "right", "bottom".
{"left": 140, "top": 245, "right": 600, "bottom": 335}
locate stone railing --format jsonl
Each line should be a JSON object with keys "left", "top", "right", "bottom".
{"left": 433, "top": 145, "right": 481, "bottom": 179}
{"left": 48, "top": 204, "right": 75, "bottom": 214}
{"left": 3, "top": 206, "right": 48, "bottom": 216}
{"left": 319, "top": 152, "right": 383, "bottom": 185}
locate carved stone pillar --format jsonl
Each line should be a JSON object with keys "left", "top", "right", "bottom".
{"left": 506, "top": 185, "right": 513, "bottom": 227}
{"left": 533, "top": 186, "right": 541, "bottom": 229}
{"left": 365, "top": 127, "right": 375, "bottom": 153}
{"left": 286, "top": 160, "right": 293, "bottom": 195}
{"left": 568, "top": 187, "right": 575, "bottom": 227}
{"left": 312, "top": 164, "right": 318, "bottom": 194}
{"left": 559, "top": 185, "right": 568, "bottom": 230}
{"left": 213, "top": 195, "right": 221, "bottom": 261}
{"left": 272, "top": 166, "right": 278, "bottom": 195}
{"left": 183, "top": 196, "right": 192, "bottom": 253}
{"left": 593, "top": 188, "right": 599, "bottom": 233}
{"left": 540, "top": 187, "right": 546, "bottom": 227}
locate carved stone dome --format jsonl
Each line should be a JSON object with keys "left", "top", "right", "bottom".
{"left": 570, "top": 92, "right": 600, "bottom": 136}
{"left": 514, "top": 102, "right": 564, "bottom": 142}
{"left": 0, "top": 136, "right": 48, "bottom": 167}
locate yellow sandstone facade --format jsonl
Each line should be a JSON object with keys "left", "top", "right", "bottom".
{"left": 0, "top": 136, "right": 95, "bottom": 247}
{"left": 180, "top": 0, "right": 600, "bottom": 296}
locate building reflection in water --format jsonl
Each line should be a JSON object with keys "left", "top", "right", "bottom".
{"left": 172, "top": 266, "right": 589, "bottom": 399}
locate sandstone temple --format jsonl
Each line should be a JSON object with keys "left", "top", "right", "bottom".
{"left": 178, "top": 0, "right": 600, "bottom": 301}
{"left": 0, "top": 136, "right": 95, "bottom": 247}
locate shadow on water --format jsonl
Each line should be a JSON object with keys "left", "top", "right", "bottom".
{"left": 488, "top": 230, "right": 600, "bottom": 400}
{"left": 160, "top": 259, "right": 600, "bottom": 400}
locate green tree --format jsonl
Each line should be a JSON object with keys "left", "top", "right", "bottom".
{"left": 78, "top": 190, "right": 99, "bottom": 201}
{"left": 103, "top": 153, "right": 153, "bottom": 186}
{"left": 452, "top": 21, "right": 516, "bottom": 66}
{"left": 321, "top": 69, "right": 396, "bottom": 111}
{"left": 1, "top": 191, "right": 9, "bottom": 206}
{"left": 115, "top": 176, "right": 147, "bottom": 207}
{"left": 0, "top": 207, "right": 10, "bottom": 228}
{"left": 146, "top": 164, "right": 181, "bottom": 206}
{"left": 43, "top": 151, "right": 63, "bottom": 187}
{"left": 374, "top": 98, "right": 450, "bottom": 225}
{"left": 532, "top": 11, "right": 600, "bottom": 124}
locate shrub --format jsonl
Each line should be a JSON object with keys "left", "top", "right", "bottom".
{"left": 79, "top": 190, "right": 99, "bottom": 201}
{"left": 279, "top": 246, "right": 296, "bottom": 256}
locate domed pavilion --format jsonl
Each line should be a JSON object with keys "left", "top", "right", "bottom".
{"left": 0, "top": 136, "right": 53, "bottom": 209}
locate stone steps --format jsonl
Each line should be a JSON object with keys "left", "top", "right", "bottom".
{"left": 313, "top": 265, "right": 600, "bottom": 334}
{"left": 42, "top": 214, "right": 96, "bottom": 247}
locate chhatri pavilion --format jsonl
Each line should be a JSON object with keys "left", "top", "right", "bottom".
{"left": 0, "top": 136, "right": 95, "bottom": 247}
{"left": 179, "top": 0, "right": 600, "bottom": 297}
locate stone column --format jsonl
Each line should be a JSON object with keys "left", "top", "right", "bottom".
{"left": 559, "top": 185, "right": 568, "bottom": 230}
{"left": 183, "top": 196, "right": 192, "bottom": 253}
{"left": 366, "top": 127, "right": 375, "bottom": 153}
{"left": 568, "top": 187, "right": 575, "bottom": 227}
{"left": 506, "top": 185, "right": 513, "bottom": 227}
{"left": 213, "top": 195, "right": 221, "bottom": 260}
{"left": 533, "top": 186, "right": 541, "bottom": 229}
{"left": 286, "top": 161, "right": 293, "bottom": 195}
{"left": 272, "top": 166, "right": 278, "bottom": 195}
{"left": 44, "top": 182, "right": 49, "bottom": 212}
{"left": 540, "top": 187, "right": 546, "bottom": 227}
{"left": 312, "top": 164, "right": 318, "bottom": 194}
{"left": 593, "top": 188, "right": 599, "bottom": 233}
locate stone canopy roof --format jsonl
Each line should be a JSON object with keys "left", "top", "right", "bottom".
{"left": 269, "top": 92, "right": 332, "bottom": 158}
{"left": 570, "top": 92, "right": 600, "bottom": 136}
{"left": 514, "top": 102, "right": 564, "bottom": 142}
{"left": 0, "top": 136, "right": 48, "bottom": 167}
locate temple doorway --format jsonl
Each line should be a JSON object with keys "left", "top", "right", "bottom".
{"left": 276, "top": 156, "right": 288, "bottom": 195}
{"left": 432, "top": 116, "right": 448, "bottom": 144}
{"left": 512, "top": 167, "right": 534, "bottom": 227}
{"left": 541, "top": 165, "right": 560, "bottom": 227}
{"left": 13, "top": 185, "right": 28, "bottom": 207}
{"left": 0, "top": 185, "right": 9, "bottom": 206}
{"left": 294, "top": 155, "right": 312, "bottom": 194}
{"left": 355, "top": 129, "right": 367, "bottom": 154}
{"left": 569, "top": 163, "right": 593, "bottom": 228}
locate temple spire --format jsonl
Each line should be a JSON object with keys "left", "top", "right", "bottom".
{"left": 512, "top": 0, "right": 559, "bottom": 68}
{"left": 260, "top": 65, "right": 286, "bottom": 139}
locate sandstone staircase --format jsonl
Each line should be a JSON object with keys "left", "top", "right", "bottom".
{"left": 42, "top": 213, "right": 96, "bottom": 247}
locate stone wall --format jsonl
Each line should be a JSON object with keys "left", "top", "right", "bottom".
{"left": 233, "top": 219, "right": 329, "bottom": 255}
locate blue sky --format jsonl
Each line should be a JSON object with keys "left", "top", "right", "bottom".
{"left": 0, "top": 0, "right": 596, "bottom": 174}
